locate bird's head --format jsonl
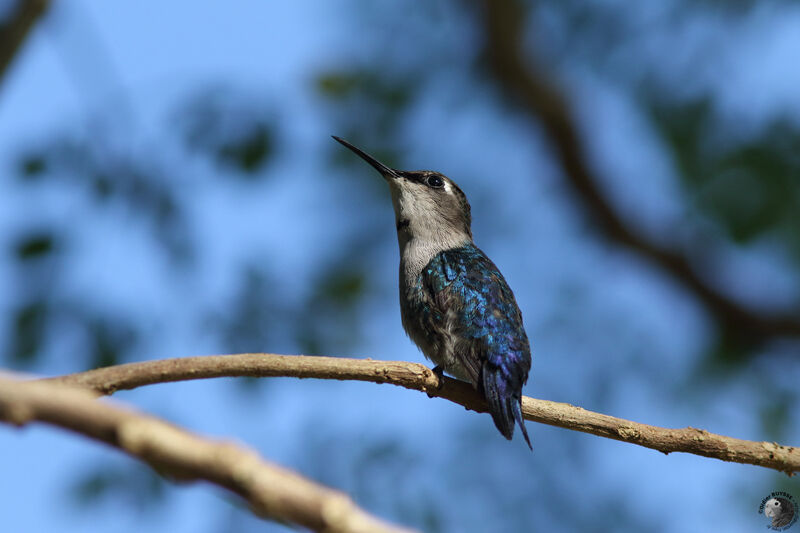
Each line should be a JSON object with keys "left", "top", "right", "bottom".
{"left": 766, "top": 499, "right": 781, "bottom": 518}
{"left": 333, "top": 136, "right": 472, "bottom": 250}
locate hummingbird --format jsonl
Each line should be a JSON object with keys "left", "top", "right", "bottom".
{"left": 333, "top": 136, "right": 532, "bottom": 448}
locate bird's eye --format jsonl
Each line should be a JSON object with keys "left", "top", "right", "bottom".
{"left": 427, "top": 175, "right": 444, "bottom": 188}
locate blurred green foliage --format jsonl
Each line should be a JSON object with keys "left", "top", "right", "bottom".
{"left": 7, "top": 231, "right": 59, "bottom": 364}
{"left": 9, "top": 300, "right": 49, "bottom": 364}
{"left": 297, "top": 268, "right": 370, "bottom": 355}
{"left": 649, "top": 98, "right": 800, "bottom": 261}
{"left": 177, "top": 87, "right": 276, "bottom": 177}
{"left": 16, "top": 135, "right": 190, "bottom": 261}
{"left": 14, "top": 232, "right": 56, "bottom": 260}
{"left": 214, "top": 263, "right": 370, "bottom": 357}
{"left": 71, "top": 462, "right": 166, "bottom": 513}
{"left": 317, "top": 69, "right": 416, "bottom": 161}
{"left": 19, "top": 154, "right": 47, "bottom": 177}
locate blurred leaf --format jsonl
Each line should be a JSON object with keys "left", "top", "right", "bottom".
{"left": 91, "top": 173, "right": 114, "bottom": 199}
{"left": 759, "top": 390, "right": 793, "bottom": 442}
{"left": 217, "top": 124, "right": 273, "bottom": 174}
{"left": 14, "top": 135, "right": 193, "bottom": 263}
{"left": 418, "top": 505, "right": 444, "bottom": 533}
{"left": 300, "top": 427, "right": 438, "bottom": 529}
{"left": 8, "top": 300, "right": 48, "bottom": 364}
{"left": 177, "top": 87, "right": 276, "bottom": 176}
{"left": 14, "top": 232, "right": 57, "bottom": 261}
{"left": 649, "top": 98, "right": 800, "bottom": 262}
{"left": 648, "top": 97, "right": 713, "bottom": 186}
{"left": 688, "top": 0, "right": 773, "bottom": 13}
{"left": 709, "top": 126, "right": 800, "bottom": 244}
{"left": 318, "top": 271, "right": 366, "bottom": 305}
{"left": 316, "top": 71, "right": 413, "bottom": 110}
{"left": 7, "top": 230, "right": 62, "bottom": 366}
{"left": 315, "top": 69, "right": 416, "bottom": 146}
{"left": 216, "top": 265, "right": 288, "bottom": 355}
{"left": 86, "top": 318, "right": 138, "bottom": 369}
{"left": 702, "top": 323, "right": 756, "bottom": 373}
{"left": 71, "top": 463, "right": 166, "bottom": 513}
{"left": 18, "top": 154, "right": 47, "bottom": 178}
{"left": 316, "top": 73, "right": 362, "bottom": 99}
{"left": 296, "top": 269, "right": 369, "bottom": 354}
{"left": 216, "top": 257, "right": 373, "bottom": 357}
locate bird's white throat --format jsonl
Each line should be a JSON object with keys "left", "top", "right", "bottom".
{"left": 389, "top": 178, "right": 471, "bottom": 285}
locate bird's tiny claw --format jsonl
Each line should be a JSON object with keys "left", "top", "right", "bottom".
{"left": 426, "top": 365, "right": 445, "bottom": 398}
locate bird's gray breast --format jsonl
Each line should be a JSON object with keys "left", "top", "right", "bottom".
{"left": 398, "top": 240, "right": 473, "bottom": 382}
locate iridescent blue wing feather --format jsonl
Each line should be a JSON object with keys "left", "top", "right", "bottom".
{"left": 420, "top": 244, "right": 532, "bottom": 448}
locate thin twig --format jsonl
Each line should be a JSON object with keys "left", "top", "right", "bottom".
{"left": 0, "top": 377, "right": 416, "bottom": 533}
{"left": 48, "top": 353, "right": 799, "bottom": 475}
{"left": 479, "top": 0, "right": 800, "bottom": 340}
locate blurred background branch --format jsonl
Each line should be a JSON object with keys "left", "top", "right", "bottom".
{"left": 0, "top": 378, "right": 416, "bottom": 533}
{"left": 0, "top": 0, "right": 48, "bottom": 85}
{"left": 480, "top": 0, "right": 800, "bottom": 343}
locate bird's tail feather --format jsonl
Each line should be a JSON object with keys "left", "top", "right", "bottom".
{"left": 512, "top": 397, "right": 532, "bottom": 450}
{"left": 482, "top": 365, "right": 532, "bottom": 450}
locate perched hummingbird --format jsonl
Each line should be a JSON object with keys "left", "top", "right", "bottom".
{"left": 333, "top": 136, "right": 532, "bottom": 448}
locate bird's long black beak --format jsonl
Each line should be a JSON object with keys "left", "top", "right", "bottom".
{"left": 332, "top": 136, "right": 400, "bottom": 180}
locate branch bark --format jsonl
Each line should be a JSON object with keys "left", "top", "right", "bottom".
{"left": 478, "top": 0, "right": 800, "bottom": 341}
{"left": 0, "top": 0, "right": 50, "bottom": 87}
{"left": 49, "top": 353, "right": 799, "bottom": 475}
{"left": 0, "top": 377, "right": 416, "bottom": 533}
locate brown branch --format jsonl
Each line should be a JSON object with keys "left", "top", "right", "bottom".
{"left": 478, "top": 0, "right": 800, "bottom": 340}
{"left": 0, "top": 0, "right": 50, "bottom": 86}
{"left": 49, "top": 353, "right": 799, "bottom": 475}
{"left": 0, "top": 377, "right": 416, "bottom": 533}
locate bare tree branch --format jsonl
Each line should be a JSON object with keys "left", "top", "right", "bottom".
{"left": 478, "top": 0, "right": 800, "bottom": 341}
{"left": 48, "top": 353, "right": 799, "bottom": 475}
{"left": 0, "top": 0, "right": 50, "bottom": 87}
{"left": 0, "top": 377, "right": 416, "bottom": 533}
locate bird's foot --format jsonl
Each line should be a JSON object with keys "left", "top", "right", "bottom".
{"left": 426, "top": 365, "right": 445, "bottom": 398}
